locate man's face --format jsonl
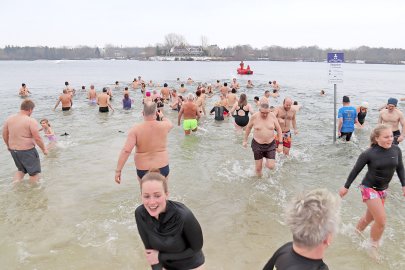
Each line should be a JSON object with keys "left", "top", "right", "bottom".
{"left": 284, "top": 100, "right": 292, "bottom": 111}
{"left": 265, "top": 92, "right": 270, "bottom": 98}
{"left": 387, "top": 104, "right": 396, "bottom": 112}
{"left": 259, "top": 108, "right": 270, "bottom": 119}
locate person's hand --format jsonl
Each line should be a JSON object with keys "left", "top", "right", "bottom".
{"left": 242, "top": 141, "right": 247, "bottom": 148}
{"left": 157, "top": 110, "right": 164, "bottom": 118}
{"left": 398, "top": 135, "right": 404, "bottom": 143}
{"left": 339, "top": 187, "right": 349, "bottom": 198}
{"left": 338, "top": 131, "right": 341, "bottom": 137}
{"left": 115, "top": 170, "right": 121, "bottom": 184}
{"left": 43, "top": 148, "right": 48, "bottom": 156}
{"left": 145, "top": 249, "right": 159, "bottom": 265}
{"left": 276, "top": 144, "right": 283, "bottom": 153}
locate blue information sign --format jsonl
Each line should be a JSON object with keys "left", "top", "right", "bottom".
{"left": 327, "top": 53, "right": 344, "bottom": 63}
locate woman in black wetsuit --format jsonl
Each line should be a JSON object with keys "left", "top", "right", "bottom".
{"left": 229, "top": 93, "right": 253, "bottom": 132}
{"left": 339, "top": 124, "right": 405, "bottom": 255}
{"left": 135, "top": 170, "right": 205, "bottom": 270}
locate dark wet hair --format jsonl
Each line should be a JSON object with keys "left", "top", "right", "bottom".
{"left": 164, "top": 83, "right": 168, "bottom": 87}
{"left": 115, "top": 81, "right": 119, "bottom": 85}
{"left": 273, "top": 89, "right": 278, "bottom": 93}
{"left": 181, "top": 83, "right": 184, "bottom": 87}
{"left": 196, "top": 90, "right": 202, "bottom": 97}
{"left": 65, "top": 81, "right": 69, "bottom": 86}
{"left": 81, "top": 86, "right": 85, "bottom": 89}
{"left": 124, "top": 93, "right": 129, "bottom": 99}
{"left": 254, "top": 96, "right": 259, "bottom": 101}
{"left": 293, "top": 101, "right": 298, "bottom": 105}
{"left": 224, "top": 82, "right": 228, "bottom": 87}
{"left": 217, "top": 80, "right": 220, "bottom": 83}
{"left": 231, "top": 88, "right": 237, "bottom": 93}
{"left": 22, "top": 83, "right": 26, "bottom": 87}
{"left": 102, "top": 87, "right": 107, "bottom": 92}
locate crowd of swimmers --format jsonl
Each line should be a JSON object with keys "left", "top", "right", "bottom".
{"left": 7, "top": 74, "right": 405, "bottom": 269}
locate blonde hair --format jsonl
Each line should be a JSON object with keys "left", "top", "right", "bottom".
{"left": 140, "top": 168, "right": 168, "bottom": 193}
{"left": 370, "top": 124, "right": 392, "bottom": 146}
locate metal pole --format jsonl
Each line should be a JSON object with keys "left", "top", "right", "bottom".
{"left": 333, "top": 83, "right": 337, "bottom": 143}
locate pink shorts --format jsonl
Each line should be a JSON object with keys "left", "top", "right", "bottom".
{"left": 360, "top": 185, "right": 387, "bottom": 204}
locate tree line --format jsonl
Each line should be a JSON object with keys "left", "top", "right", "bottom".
{"left": 1, "top": 44, "right": 404, "bottom": 64}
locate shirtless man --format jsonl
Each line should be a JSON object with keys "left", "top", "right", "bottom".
{"left": 260, "top": 90, "right": 271, "bottom": 105}
{"left": 2, "top": 99, "right": 48, "bottom": 183}
{"left": 274, "top": 97, "right": 298, "bottom": 155}
{"left": 19, "top": 83, "right": 31, "bottom": 97}
{"left": 272, "top": 80, "right": 280, "bottom": 91}
{"left": 115, "top": 102, "right": 173, "bottom": 182}
{"left": 243, "top": 103, "right": 283, "bottom": 176}
{"left": 64, "top": 81, "right": 75, "bottom": 96}
{"left": 246, "top": 80, "right": 254, "bottom": 88}
{"left": 378, "top": 98, "right": 405, "bottom": 145}
{"left": 220, "top": 82, "right": 230, "bottom": 97}
{"left": 179, "top": 83, "right": 187, "bottom": 93}
{"left": 123, "top": 86, "right": 130, "bottom": 96}
{"left": 214, "top": 80, "right": 221, "bottom": 89}
{"left": 87, "top": 85, "right": 97, "bottom": 105}
{"left": 231, "top": 78, "right": 240, "bottom": 89}
{"left": 227, "top": 88, "right": 238, "bottom": 110}
{"left": 97, "top": 87, "right": 114, "bottom": 113}
{"left": 178, "top": 93, "right": 201, "bottom": 135}
{"left": 54, "top": 89, "right": 73, "bottom": 111}
{"left": 161, "top": 83, "right": 171, "bottom": 102}
{"left": 132, "top": 78, "right": 139, "bottom": 89}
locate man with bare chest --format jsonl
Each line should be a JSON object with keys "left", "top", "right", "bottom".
{"left": 243, "top": 103, "right": 283, "bottom": 176}
{"left": 378, "top": 98, "right": 405, "bottom": 145}
{"left": 54, "top": 89, "right": 73, "bottom": 111}
{"left": 274, "top": 97, "right": 298, "bottom": 155}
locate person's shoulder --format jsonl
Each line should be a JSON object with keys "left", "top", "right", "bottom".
{"left": 135, "top": 204, "right": 147, "bottom": 218}
{"left": 169, "top": 200, "right": 192, "bottom": 217}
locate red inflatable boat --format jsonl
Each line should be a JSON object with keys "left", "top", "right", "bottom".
{"left": 237, "top": 68, "right": 253, "bottom": 75}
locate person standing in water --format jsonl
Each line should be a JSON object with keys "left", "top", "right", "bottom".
{"left": 135, "top": 169, "right": 205, "bottom": 270}
{"left": 178, "top": 93, "right": 201, "bottom": 135}
{"left": 97, "top": 87, "right": 114, "bottom": 113}
{"left": 243, "top": 103, "right": 283, "bottom": 176}
{"left": 274, "top": 97, "right": 298, "bottom": 155}
{"left": 378, "top": 98, "right": 405, "bottom": 145}
{"left": 339, "top": 124, "right": 405, "bottom": 258}
{"left": 356, "top": 101, "right": 369, "bottom": 128}
{"left": 115, "top": 102, "right": 173, "bottom": 182}
{"left": 2, "top": 99, "right": 48, "bottom": 183}
{"left": 39, "top": 119, "right": 57, "bottom": 148}
{"left": 229, "top": 93, "right": 253, "bottom": 132}
{"left": 263, "top": 189, "right": 341, "bottom": 270}
{"left": 337, "top": 95, "right": 357, "bottom": 142}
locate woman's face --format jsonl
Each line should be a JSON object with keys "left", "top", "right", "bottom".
{"left": 376, "top": 128, "right": 393, "bottom": 149}
{"left": 141, "top": 180, "right": 168, "bottom": 219}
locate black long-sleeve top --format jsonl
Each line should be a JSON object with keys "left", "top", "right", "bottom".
{"left": 210, "top": 106, "right": 228, "bottom": 120}
{"left": 135, "top": 200, "right": 205, "bottom": 270}
{"left": 344, "top": 145, "right": 405, "bottom": 191}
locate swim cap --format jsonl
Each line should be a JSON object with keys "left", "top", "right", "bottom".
{"left": 146, "top": 91, "right": 151, "bottom": 97}
{"left": 387, "top": 97, "right": 398, "bottom": 106}
{"left": 342, "top": 96, "right": 350, "bottom": 103}
{"left": 361, "top": 101, "right": 369, "bottom": 108}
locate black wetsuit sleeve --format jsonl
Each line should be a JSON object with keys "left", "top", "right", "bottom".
{"left": 262, "top": 252, "right": 277, "bottom": 270}
{"left": 397, "top": 148, "right": 405, "bottom": 186}
{"left": 210, "top": 107, "right": 215, "bottom": 113}
{"left": 223, "top": 107, "right": 229, "bottom": 113}
{"left": 158, "top": 210, "right": 203, "bottom": 262}
{"left": 344, "top": 151, "right": 369, "bottom": 189}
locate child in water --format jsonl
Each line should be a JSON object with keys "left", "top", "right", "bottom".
{"left": 39, "top": 119, "right": 57, "bottom": 148}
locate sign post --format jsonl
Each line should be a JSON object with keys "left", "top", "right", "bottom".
{"left": 327, "top": 52, "right": 344, "bottom": 143}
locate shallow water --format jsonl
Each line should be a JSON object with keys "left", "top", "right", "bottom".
{"left": 1, "top": 60, "right": 405, "bottom": 269}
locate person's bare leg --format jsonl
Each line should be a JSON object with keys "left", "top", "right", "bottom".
{"left": 254, "top": 160, "right": 263, "bottom": 177}
{"left": 13, "top": 171, "right": 25, "bottom": 183}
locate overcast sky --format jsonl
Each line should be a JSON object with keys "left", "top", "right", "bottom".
{"left": 1, "top": 0, "right": 404, "bottom": 49}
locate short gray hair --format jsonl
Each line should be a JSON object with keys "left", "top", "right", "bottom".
{"left": 187, "top": 93, "right": 194, "bottom": 101}
{"left": 286, "top": 188, "right": 341, "bottom": 248}
{"left": 143, "top": 102, "right": 157, "bottom": 116}
{"left": 260, "top": 103, "right": 269, "bottom": 110}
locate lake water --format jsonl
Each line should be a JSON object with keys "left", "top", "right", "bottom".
{"left": 1, "top": 60, "right": 405, "bottom": 269}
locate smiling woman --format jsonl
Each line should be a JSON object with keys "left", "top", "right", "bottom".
{"left": 135, "top": 169, "right": 205, "bottom": 270}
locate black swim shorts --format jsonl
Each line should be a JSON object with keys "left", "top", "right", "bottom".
{"left": 10, "top": 148, "right": 41, "bottom": 176}
{"left": 251, "top": 139, "right": 276, "bottom": 160}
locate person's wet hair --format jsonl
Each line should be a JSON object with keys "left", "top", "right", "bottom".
{"left": 65, "top": 81, "right": 69, "bottom": 86}
{"left": 224, "top": 82, "right": 227, "bottom": 87}
{"left": 102, "top": 87, "right": 107, "bottom": 92}
{"left": 293, "top": 101, "right": 298, "bottom": 105}
{"left": 231, "top": 88, "right": 237, "bottom": 93}
{"left": 164, "top": 83, "right": 168, "bottom": 87}
{"left": 254, "top": 96, "right": 259, "bottom": 101}
{"left": 140, "top": 168, "right": 168, "bottom": 193}
{"left": 20, "top": 99, "right": 35, "bottom": 111}
{"left": 143, "top": 102, "right": 157, "bottom": 116}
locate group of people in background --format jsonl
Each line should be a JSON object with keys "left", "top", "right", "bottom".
{"left": 6, "top": 73, "right": 405, "bottom": 269}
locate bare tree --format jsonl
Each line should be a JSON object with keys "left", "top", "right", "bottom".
{"left": 201, "top": 35, "right": 209, "bottom": 48}
{"left": 164, "top": 33, "right": 187, "bottom": 49}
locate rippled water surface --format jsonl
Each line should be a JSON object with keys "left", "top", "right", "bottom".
{"left": 1, "top": 60, "right": 405, "bottom": 269}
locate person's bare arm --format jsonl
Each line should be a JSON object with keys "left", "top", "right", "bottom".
{"left": 178, "top": 107, "right": 184, "bottom": 126}
{"left": 338, "top": 118, "right": 343, "bottom": 135}
{"left": 378, "top": 112, "right": 383, "bottom": 124}
{"left": 229, "top": 103, "right": 237, "bottom": 114}
{"left": 115, "top": 128, "right": 137, "bottom": 184}
{"left": 292, "top": 111, "right": 298, "bottom": 134}
{"left": 30, "top": 119, "right": 47, "bottom": 155}
{"left": 399, "top": 112, "right": 405, "bottom": 142}
{"left": 243, "top": 116, "right": 254, "bottom": 147}
{"left": 2, "top": 121, "right": 9, "bottom": 149}
{"left": 54, "top": 97, "right": 61, "bottom": 110}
